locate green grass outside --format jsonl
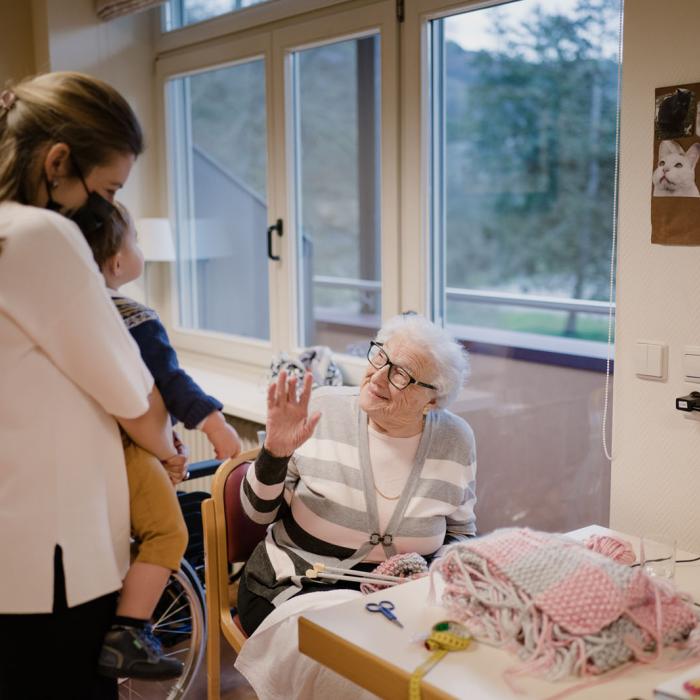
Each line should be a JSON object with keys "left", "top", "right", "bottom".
{"left": 447, "top": 302, "right": 613, "bottom": 343}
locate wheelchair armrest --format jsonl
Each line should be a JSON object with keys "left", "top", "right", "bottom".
{"left": 187, "top": 459, "right": 222, "bottom": 480}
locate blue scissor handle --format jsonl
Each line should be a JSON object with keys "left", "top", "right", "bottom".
{"left": 366, "top": 600, "right": 396, "bottom": 619}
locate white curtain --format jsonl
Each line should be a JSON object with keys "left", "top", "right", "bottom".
{"left": 95, "top": 0, "right": 166, "bottom": 21}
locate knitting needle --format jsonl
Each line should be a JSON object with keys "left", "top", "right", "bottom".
{"left": 305, "top": 569, "right": 401, "bottom": 586}
{"left": 313, "top": 563, "right": 405, "bottom": 583}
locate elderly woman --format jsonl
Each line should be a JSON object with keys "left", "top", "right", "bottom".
{"left": 237, "top": 314, "right": 475, "bottom": 639}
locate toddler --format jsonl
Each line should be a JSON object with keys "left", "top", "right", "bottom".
{"left": 82, "top": 203, "right": 241, "bottom": 680}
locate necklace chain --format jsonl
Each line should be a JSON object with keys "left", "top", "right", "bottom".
{"left": 373, "top": 482, "right": 402, "bottom": 501}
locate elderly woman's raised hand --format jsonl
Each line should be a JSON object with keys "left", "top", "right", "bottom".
{"left": 264, "top": 370, "right": 321, "bottom": 458}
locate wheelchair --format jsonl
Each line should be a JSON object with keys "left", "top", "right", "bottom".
{"left": 118, "top": 459, "right": 220, "bottom": 700}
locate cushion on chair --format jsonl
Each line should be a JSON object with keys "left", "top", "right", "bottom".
{"left": 223, "top": 461, "right": 269, "bottom": 564}
{"left": 233, "top": 612, "right": 248, "bottom": 639}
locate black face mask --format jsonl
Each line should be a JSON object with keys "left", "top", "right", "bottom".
{"left": 45, "top": 157, "right": 115, "bottom": 236}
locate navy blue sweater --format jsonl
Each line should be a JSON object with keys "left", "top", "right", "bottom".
{"left": 111, "top": 292, "right": 222, "bottom": 429}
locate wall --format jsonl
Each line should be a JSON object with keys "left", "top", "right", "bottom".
{"left": 611, "top": 0, "right": 700, "bottom": 551}
{"left": 30, "top": 0, "right": 159, "bottom": 222}
{"left": 30, "top": 0, "right": 162, "bottom": 300}
{"left": 0, "top": 2, "right": 35, "bottom": 87}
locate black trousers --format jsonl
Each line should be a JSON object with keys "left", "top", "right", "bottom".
{"left": 0, "top": 546, "right": 118, "bottom": 700}
{"left": 237, "top": 562, "right": 378, "bottom": 636}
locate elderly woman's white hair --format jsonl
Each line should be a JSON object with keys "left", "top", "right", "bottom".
{"left": 375, "top": 313, "right": 469, "bottom": 409}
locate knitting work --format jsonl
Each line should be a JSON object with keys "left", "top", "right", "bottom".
{"left": 361, "top": 552, "right": 429, "bottom": 594}
{"left": 432, "top": 528, "right": 699, "bottom": 680}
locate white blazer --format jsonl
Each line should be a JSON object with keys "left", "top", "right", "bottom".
{"left": 0, "top": 202, "right": 153, "bottom": 613}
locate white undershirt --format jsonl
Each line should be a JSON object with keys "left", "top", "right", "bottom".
{"left": 367, "top": 425, "right": 422, "bottom": 533}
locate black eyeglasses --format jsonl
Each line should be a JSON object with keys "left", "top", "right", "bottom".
{"left": 367, "top": 341, "right": 437, "bottom": 391}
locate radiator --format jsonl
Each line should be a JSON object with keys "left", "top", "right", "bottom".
{"left": 177, "top": 414, "right": 262, "bottom": 494}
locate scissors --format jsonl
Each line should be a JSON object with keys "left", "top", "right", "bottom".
{"left": 365, "top": 600, "right": 403, "bottom": 628}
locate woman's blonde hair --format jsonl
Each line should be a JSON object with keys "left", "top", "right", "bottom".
{"left": 0, "top": 71, "right": 143, "bottom": 203}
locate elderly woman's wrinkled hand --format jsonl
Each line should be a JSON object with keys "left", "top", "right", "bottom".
{"left": 264, "top": 370, "right": 321, "bottom": 458}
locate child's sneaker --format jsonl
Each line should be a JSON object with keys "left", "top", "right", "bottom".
{"left": 98, "top": 624, "right": 184, "bottom": 680}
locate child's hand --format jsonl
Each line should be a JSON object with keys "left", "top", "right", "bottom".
{"left": 162, "top": 452, "right": 187, "bottom": 485}
{"left": 202, "top": 411, "right": 242, "bottom": 460}
{"left": 162, "top": 431, "right": 189, "bottom": 485}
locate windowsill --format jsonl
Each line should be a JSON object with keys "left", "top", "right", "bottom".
{"left": 449, "top": 324, "right": 614, "bottom": 373}
{"left": 175, "top": 316, "right": 614, "bottom": 425}
{"left": 178, "top": 350, "right": 369, "bottom": 423}
{"left": 178, "top": 347, "right": 499, "bottom": 426}
{"left": 178, "top": 351, "right": 267, "bottom": 424}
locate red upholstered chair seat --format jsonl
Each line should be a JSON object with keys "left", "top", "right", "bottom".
{"left": 203, "top": 448, "right": 267, "bottom": 699}
{"left": 222, "top": 460, "right": 268, "bottom": 565}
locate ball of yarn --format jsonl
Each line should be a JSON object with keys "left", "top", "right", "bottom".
{"left": 584, "top": 534, "right": 636, "bottom": 565}
{"left": 361, "top": 552, "right": 429, "bottom": 594}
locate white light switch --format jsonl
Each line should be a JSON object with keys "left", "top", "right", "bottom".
{"left": 635, "top": 341, "right": 666, "bottom": 379}
{"left": 683, "top": 346, "right": 700, "bottom": 382}
{"left": 647, "top": 344, "right": 663, "bottom": 375}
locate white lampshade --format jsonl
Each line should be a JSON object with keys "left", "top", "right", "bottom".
{"left": 136, "top": 218, "right": 176, "bottom": 262}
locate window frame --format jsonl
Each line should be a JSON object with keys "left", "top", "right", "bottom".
{"left": 272, "top": 2, "right": 400, "bottom": 355}
{"left": 155, "top": 31, "right": 278, "bottom": 367}
{"left": 155, "top": 0, "right": 400, "bottom": 370}
{"left": 155, "top": 0, "right": 617, "bottom": 373}
{"left": 156, "top": 0, "right": 349, "bottom": 52}
{"left": 401, "top": 0, "right": 618, "bottom": 369}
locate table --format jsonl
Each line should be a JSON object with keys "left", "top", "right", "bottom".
{"left": 298, "top": 526, "right": 700, "bottom": 699}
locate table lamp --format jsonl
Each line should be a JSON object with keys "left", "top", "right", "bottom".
{"left": 135, "top": 217, "right": 176, "bottom": 304}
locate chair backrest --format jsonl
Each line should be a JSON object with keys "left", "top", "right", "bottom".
{"left": 203, "top": 447, "right": 263, "bottom": 696}
{"left": 222, "top": 458, "right": 268, "bottom": 564}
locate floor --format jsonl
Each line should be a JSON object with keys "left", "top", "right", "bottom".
{"left": 121, "top": 632, "right": 258, "bottom": 699}
{"left": 185, "top": 634, "right": 257, "bottom": 700}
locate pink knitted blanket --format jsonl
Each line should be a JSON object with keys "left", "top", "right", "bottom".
{"left": 432, "top": 528, "right": 699, "bottom": 679}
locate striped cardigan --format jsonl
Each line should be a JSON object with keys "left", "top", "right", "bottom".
{"left": 241, "top": 386, "right": 477, "bottom": 606}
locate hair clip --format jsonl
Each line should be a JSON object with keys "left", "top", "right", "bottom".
{"left": 0, "top": 90, "right": 17, "bottom": 112}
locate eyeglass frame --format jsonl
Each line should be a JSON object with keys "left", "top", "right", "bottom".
{"left": 367, "top": 341, "right": 438, "bottom": 391}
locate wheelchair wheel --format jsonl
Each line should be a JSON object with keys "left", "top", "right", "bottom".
{"left": 118, "top": 559, "right": 206, "bottom": 699}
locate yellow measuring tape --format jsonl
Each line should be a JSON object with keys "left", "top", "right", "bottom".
{"left": 409, "top": 621, "right": 471, "bottom": 700}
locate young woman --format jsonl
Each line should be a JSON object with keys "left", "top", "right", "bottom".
{"left": 0, "top": 72, "right": 185, "bottom": 699}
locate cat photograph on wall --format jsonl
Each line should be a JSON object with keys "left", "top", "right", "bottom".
{"left": 652, "top": 82, "right": 700, "bottom": 245}
{"left": 652, "top": 139, "right": 700, "bottom": 197}
{"left": 655, "top": 87, "right": 695, "bottom": 139}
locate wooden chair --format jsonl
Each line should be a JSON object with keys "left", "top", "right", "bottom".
{"left": 202, "top": 447, "right": 267, "bottom": 700}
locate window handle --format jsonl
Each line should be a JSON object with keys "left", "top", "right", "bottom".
{"left": 267, "top": 219, "right": 283, "bottom": 261}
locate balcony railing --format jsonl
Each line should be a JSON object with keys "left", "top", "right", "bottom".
{"left": 313, "top": 275, "right": 615, "bottom": 316}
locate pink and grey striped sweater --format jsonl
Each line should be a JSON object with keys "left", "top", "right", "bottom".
{"left": 241, "top": 386, "right": 477, "bottom": 606}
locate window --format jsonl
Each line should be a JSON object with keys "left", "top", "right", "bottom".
{"left": 158, "top": 0, "right": 619, "bottom": 535}
{"left": 163, "top": 0, "right": 274, "bottom": 31}
{"left": 398, "top": 0, "right": 621, "bottom": 534}
{"left": 166, "top": 58, "right": 270, "bottom": 341}
{"left": 291, "top": 35, "right": 382, "bottom": 354}
{"left": 429, "top": 0, "right": 620, "bottom": 361}
{"left": 157, "top": 1, "right": 397, "bottom": 362}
